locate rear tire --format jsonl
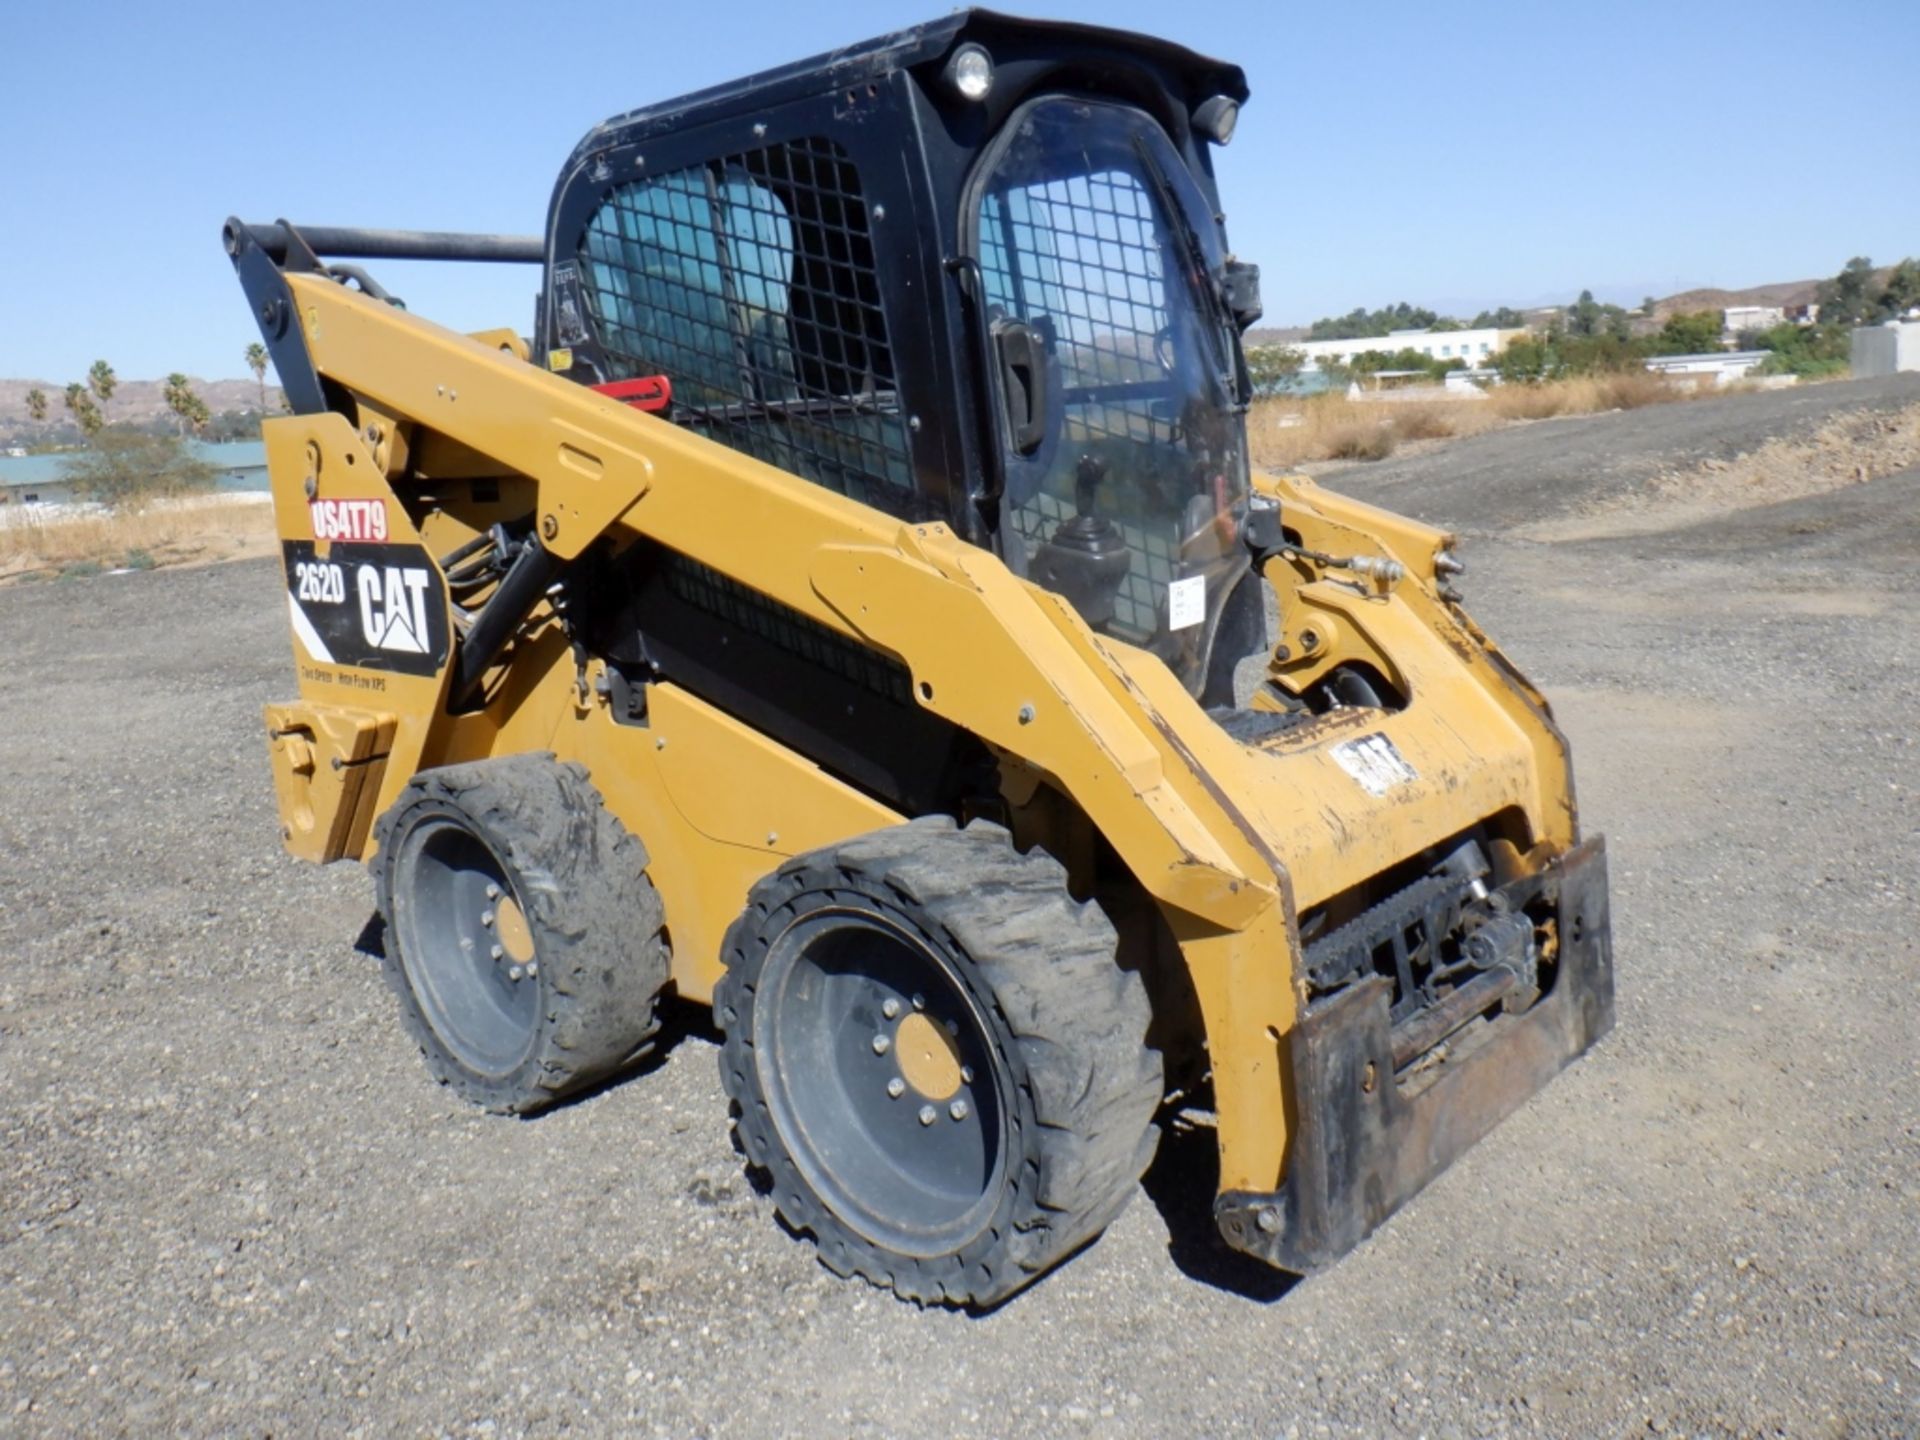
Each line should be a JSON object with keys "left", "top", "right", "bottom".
{"left": 372, "top": 754, "right": 669, "bottom": 1114}
{"left": 716, "top": 817, "right": 1162, "bottom": 1306}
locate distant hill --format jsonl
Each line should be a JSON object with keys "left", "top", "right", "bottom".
{"left": 1649, "top": 279, "right": 1821, "bottom": 318}
{"left": 1649, "top": 269, "right": 1900, "bottom": 319}
{"left": 0, "top": 377, "right": 281, "bottom": 442}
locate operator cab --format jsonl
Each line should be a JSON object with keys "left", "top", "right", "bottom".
{"left": 538, "top": 10, "right": 1263, "bottom": 701}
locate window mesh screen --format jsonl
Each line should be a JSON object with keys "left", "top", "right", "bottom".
{"left": 979, "top": 168, "right": 1191, "bottom": 640}
{"left": 579, "top": 138, "right": 916, "bottom": 515}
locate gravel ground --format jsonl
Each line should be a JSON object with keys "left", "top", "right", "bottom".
{"left": 1313, "top": 372, "right": 1920, "bottom": 534}
{"left": 2, "top": 379, "right": 1917, "bottom": 1438}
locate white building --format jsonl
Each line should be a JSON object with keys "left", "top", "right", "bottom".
{"left": 1723, "top": 304, "right": 1786, "bottom": 333}
{"left": 1643, "top": 350, "right": 1768, "bottom": 387}
{"left": 1294, "top": 327, "right": 1529, "bottom": 371}
{"left": 1851, "top": 320, "right": 1920, "bottom": 377}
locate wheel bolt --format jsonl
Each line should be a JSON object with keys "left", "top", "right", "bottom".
{"left": 508, "top": 966, "right": 523, "bottom": 981}
{"left": 481, "top": 910, "right": 495, "bottom": 928}
{"left": 525, "top": 962, "right": 538, "bottom": 977}
{"left": 490, "top": 944, "right": 504, "bottom": 961}
{"left": 960, "top": 1066, "right": 973, "bottom": 1083}
{"left": 485, "top": 884, "right": 501, "bottom": 900}
{"left": 871, "top": 1034, "right": 891, "bottom": 1055}
{"left": 887, "top": 1077, "right": 906, "bottom": 1099}
{"left": 881, "top": 997, "right": 900, "bottom": 1020}
{"left": 911, "top": 994, "right": 925, "bottom": 1011}
{"left": 918, "top": 1105, "right": 937, "bottom": 1126}
{"left": 949, "top": 1099, "right": 969, "bottom": 1121}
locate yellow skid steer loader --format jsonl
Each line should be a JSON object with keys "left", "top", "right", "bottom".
{"left": 231, "top": 10, "right": 1612, "bottom": 1306}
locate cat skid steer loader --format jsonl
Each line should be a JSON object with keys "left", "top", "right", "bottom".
{"left": 230, "top": 10, "right": 1613, "bottom": 1306}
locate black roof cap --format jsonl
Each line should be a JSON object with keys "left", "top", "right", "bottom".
{"left": 565, "top": 9, "right": 1246, "bottom": 163}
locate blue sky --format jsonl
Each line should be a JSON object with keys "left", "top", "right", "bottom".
{"left": 3, "top": 0, "right": 1915, "bottom": 382}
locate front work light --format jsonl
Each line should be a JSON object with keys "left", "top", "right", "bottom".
{"left": 1194, "top": 94, "right": 1239, "bottom": 145}
{"left": 946, "top": 44, "right": 994, "bottom": 102}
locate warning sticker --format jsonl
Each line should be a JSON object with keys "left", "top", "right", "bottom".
{"left": 1331, "top": 732, "right": 1419, "bottom": 796}
{"left": 1168, "top": 575, "right": 1206, "bottom": 631}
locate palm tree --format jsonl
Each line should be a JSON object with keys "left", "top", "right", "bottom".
{"left": 64, "top": 382, "right": 103, "bottom": 437}
{"left": 244, "top": 343, "right": 270, "bottom": 412}
{"left": 87, "top": 360, "right": 118, "bottom": 423}
{"left": 25, "top": 388, "right": 47, "bottom": 424}
{"left": 163, "top": 373, "right": 198, "bottom": 437}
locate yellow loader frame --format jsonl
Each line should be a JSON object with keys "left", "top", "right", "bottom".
{"left": 251, "top": 252, "right": 1612, "bottom": 1272}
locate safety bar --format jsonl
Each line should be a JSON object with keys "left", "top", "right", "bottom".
{"left": 224, "top": 220, "right": 543, "bottom": 265}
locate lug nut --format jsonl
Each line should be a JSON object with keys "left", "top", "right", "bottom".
{"left": 960, "top": 1066, "right": 973, "bottom": 1084}
{"left": 485, "top": 883, "right": 500, "bottom": 900}
{"left": 871, "top": 1034, "right": 891, "bottom": 1056}
{"left": 525, "top": 962, "right": 537, "bottom": 977}
{"left": 918, "top": 1105, "right": 937, "bottom": 1126}
{"left": 881, "top": 998, "right": 900, "bottom": 1020}
{"left": 481, "top": 911, "right": 494, "bottom": 928}
{"left": 949, "top": 1100, "right": 969, "bottom": 1121}
{"left": 886, "top": 1078, "right": 906, "bottom": 1099}
{"left": 911, "top": 994, "right": 925, "bottom": 1011}
{"left": 490, "top": 944, "right": 504, "bottom": 961}
{"left": 508, "top": 966, "right": 523, "bottom": 981}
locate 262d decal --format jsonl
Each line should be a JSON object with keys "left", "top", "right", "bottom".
{"left": 282, "top": 540, "right": 449, "bottom": 676}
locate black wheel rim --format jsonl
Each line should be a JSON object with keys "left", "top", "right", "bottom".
{"left": 391, "top": 817, "right": 541, "bottom": 1077}
{"left": 755, "top": 906, "right": 1007, "bottom": 1258}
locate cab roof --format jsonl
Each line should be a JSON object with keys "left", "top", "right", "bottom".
{"left": 566, "top": 9, "right": 1247, "bottom": 160}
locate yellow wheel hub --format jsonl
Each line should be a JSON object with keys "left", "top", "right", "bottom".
{"left": 494, "top": 894, "right": 535, "bottom": 964}
{"left": 894, "top": 1012, "right": 963, "bottom": 1101}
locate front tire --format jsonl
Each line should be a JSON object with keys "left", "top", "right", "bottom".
{"left": 716, "top": 818, "right": 1162, "bottom": 1306}
{"left": 372, "top": 754, "right": 670, "bottom": 1114}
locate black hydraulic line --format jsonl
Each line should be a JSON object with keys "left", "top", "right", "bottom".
{"left": 452, "top": 543, "right": 564, "bottom": 708}
{"left": 237, "top": 221, "right": 543, "bottom": 265}
{"left": 437, "top": 532, "right": 495, "bottom": 572}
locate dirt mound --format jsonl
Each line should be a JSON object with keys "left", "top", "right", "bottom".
{"left": 1530, "top": 398, "right": 1920, "bottom": 540}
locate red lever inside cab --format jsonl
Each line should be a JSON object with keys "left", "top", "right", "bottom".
{"left": 591, "top": 375, "right": 673, "bottom": 412}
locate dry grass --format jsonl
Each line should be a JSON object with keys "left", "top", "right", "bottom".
{"left": 0, "top": 496, "right": 276, "bottom": 583}
{"left": 1251, "top": 370, "right": 1710, "bottom": 471}
{"left": 1386, "top": 404, "right": 1460, "bottom": 441}
{"left": 1321, "top": 420, "right": 1399, "bottom": 461}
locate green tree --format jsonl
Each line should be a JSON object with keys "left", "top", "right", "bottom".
{"left": 1567, "top": 289, "right": 1602, "bottom": 336}
{"left": 1470, "top": 307, "right": 1528, "bottom": 329}
{"left": 1642, "top": 296, "right": 1658, "bottom": 316}
{"left": 1875, "top": 258, "right": 1920, "bottom": 320}
{"left": 25, "top": 388, "right": 48, "bottom": 424}
{"left": 1816, "top": 256, "right": 1878, "bottom": 327}
{"left": 63, "top": 382, "right": 103, "bottom": 437}
{"left": 58, "top": 429, "right": 218, "bottom": 509}
{"left": 1565, "top": 289, "right": 1634, "bottom": 340}
{"left": 1648, "top": 310, "right": 1724, "bottom": 356}
{"left": 1752, "top": 322, "right": 1851, "bottom": 378}
{"left": 244, "top": 342, "right": 271, "bottom": 411}
{"left": 1245, "top": 344, "right": 1305, "bottom": 395}
{"left": 163, "top": 373, "right": 210, "bottom": 436}
{"left": 1492, "top": 336, "right": 1558, "bottom": 383}
{"left": 87, "top": 360, "right": 117, "bottom": 422}
{"left": 1306, "top": 302, "right": 1443, "bottom": 341}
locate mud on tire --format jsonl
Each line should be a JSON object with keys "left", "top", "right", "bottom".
{"left": 715, "top": 817, "right": 1162, "bottom": 1307}
{"left": 372, "top": 753, "right": 670, "bottom": 1114}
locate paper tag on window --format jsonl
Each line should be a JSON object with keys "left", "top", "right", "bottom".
{"left": 1168, "top": 575, "right": 1206, "bottom": 631}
